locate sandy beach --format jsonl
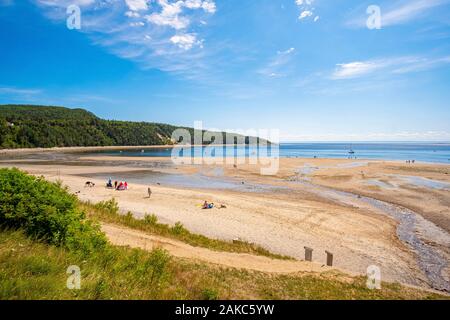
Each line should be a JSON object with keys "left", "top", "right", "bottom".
{"left": 1, "top": 150, "right": 449, "bottom": 291}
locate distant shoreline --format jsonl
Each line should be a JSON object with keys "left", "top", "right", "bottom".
{"left": 0, "top": 145, "right": 175, "bottom": 155}
{"left": 0, "top": 144, "right": 254, "bottom": 155}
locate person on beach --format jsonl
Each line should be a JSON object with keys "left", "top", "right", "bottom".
{"left": 114, "top": 181, "right": 118, "bottom": 189}
{"left": 124, "top": 181, "right": 128, "bottom": 190}
{"left": 148, "top": 187, "right": 152, "bottom": 199}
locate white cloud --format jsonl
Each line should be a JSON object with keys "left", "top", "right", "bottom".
{"left": 295, "top": 0, "right": 317, "bottom": 21}
{"left": 259, "top": 48, "right": 296, "bottom": 78}
{"left": 295, "top": 0, "right": 313, "bottom": 6}
{"left": 170, "top": 33, "right": 202, "bottom": 50}
{"left": 145, "top": 0, "right": 215, "bottom": 30}
{"left": 130, "top": 21, "right": 145, "bottom": 27}
{"left": 33, "top": 0, "right": 217, "bottom": 76}
{"left": 280, "top": 131, "right": 450, "bottom": 142}
{"left": 314, "top": 16, "right": 319, "bottom": 22}
{"left": 0, "top": 86, "right": 42, "bottom": 95}
{"left": 332, "top": 61, "right": 384, "bottom": 79}
{"left": 382, "top": 0, "right": 447, "bottom": 27}
{"left": 125, "top": 11, "right": 140, "bottom": 18}
{"left": 125, "top": 0, "right": 148, "bottom": 12}
{"left": 332, "top": 56, "right": 450, "bottom": 79}
{"left": 37, "top": 0, "right": 94, "bottom": 7}
{"left": 201, "top": 0, "right": 216, "bottom": 13}
{"left": 278, "top": 47, "right": 295, "bottom": 55}
{"left": 299, "top": 10, "right": 313, "bottom": 20}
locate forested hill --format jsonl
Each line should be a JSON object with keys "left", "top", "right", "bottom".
{"left": 0, "top": 105, "right": 257, "bottom": 149}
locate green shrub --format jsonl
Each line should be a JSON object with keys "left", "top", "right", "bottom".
{"left": 148, "top": 248, "right": 171, "bottom": 286}
{"left": 171, "top": 222, "right": 185, "bottom": 235}
{"left": 0, "top": 168, "right": 106, "bottom": 254}
{"left": 94, "top": 198, "right": 119, "bottom": 215}
{"left": 144, "top": 214, "right": 158, "bottom": 225}
{"left": 201, "top": 288, "right": 219, "bottom": 300}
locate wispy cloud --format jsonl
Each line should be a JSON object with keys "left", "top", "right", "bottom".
{"left": 0, "top": 86, "right": 43, "bottom": 95}
{"left": 382, "top": 0, "right": 448, "bottom": 27}
{"left": 33, "top": 0, "right": 217, "bottom": 76}
{"left": 280, "top": 130, "right": 450, "bottom": 142}
{"left": 0, "top": 86, "right": 44, "bottom": 104}
{"left": 331, "top": 55, "right": 450, "bottom": 79}
{"left": 347, "top": 0, "right": 449, "bottom": 28}
{"left": 258, "top": 47, "right": 296, "bottom": 78}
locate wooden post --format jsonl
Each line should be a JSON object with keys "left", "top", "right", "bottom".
{"left": 304, "top": 246, "right": 313, "bottom": 262}
{"left": 325, "top": 251, "right": 333, "bottom": 266}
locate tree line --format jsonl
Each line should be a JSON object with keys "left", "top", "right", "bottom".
{"left": 0, "top": 105, "right": 189, "bottom": 149}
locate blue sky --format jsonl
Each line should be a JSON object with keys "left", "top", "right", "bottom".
{"left": 0, "top": 0, "right": 450, "bottom": 141}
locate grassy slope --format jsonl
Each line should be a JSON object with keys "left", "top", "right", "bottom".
{"left": 1, "top": 229, "right": 445, "bottom": 300}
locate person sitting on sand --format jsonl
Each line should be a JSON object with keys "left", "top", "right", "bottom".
{"left": 202, "top": 201, "right": 209, "bottom": 209}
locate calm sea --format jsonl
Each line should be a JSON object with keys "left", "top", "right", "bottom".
{"left": 93, "top": 142, "right": 450, "bottom": 164}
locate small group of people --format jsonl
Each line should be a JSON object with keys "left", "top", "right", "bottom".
{"left": 202, "top": 201, "right": 226, "bottom": 210}
{"left": 106, "top": 177, "right": 128, "bottom": 191}
{"left": 406, "top": 160, "right": 416, "bottom": 164}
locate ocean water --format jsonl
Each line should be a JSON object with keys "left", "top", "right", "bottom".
{"left": 91, "top": 142, "right": 450, "bottom": 164}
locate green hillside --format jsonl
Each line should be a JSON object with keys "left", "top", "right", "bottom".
{"left": 0, "top": 105, "right": 255, "bottom": 149}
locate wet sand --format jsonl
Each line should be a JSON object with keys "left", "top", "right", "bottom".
{"left": 1, "top": 153, "right": 449, "bottom": 291}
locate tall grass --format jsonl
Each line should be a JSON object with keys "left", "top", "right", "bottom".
{"left": 1, "top": 229, "right": 446, "bottom": 300}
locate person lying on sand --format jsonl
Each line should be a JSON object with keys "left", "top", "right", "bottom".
{"left": 202, "top": 201, "right": 215, "bottom": 209}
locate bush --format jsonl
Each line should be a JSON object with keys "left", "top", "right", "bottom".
{"left": 94, "top": 198, "right": 119, "bottom": 215}
{"left": 171, "top": 222, "right": 185, "bottom": 235}
{"left": 148, "top": 248, "right": 171, "bottom": 286}
{"left": 144, "top": 214, "right": 158, "bottom": 225}
{"left": 201, "top": 288, "right": 219, "bottom": 300}
{"left": 0, "top": 168, "right": 106, "bottom": 254}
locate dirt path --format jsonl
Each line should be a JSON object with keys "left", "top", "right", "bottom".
{"left": 101, "top": 223, "right": 337, "bottom": 274}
